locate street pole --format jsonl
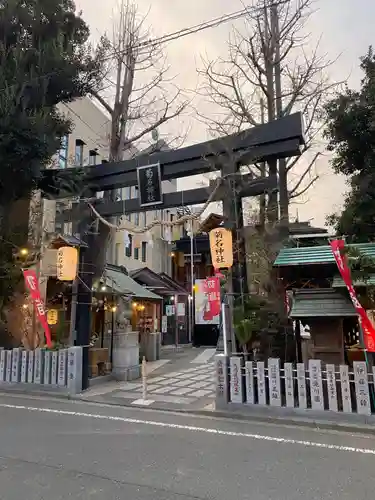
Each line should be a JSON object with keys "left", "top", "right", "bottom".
{"left": 189, "top": 225, "right": 194, "bottom": 344}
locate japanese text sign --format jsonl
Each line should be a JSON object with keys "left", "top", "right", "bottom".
{"left": 209, "top": 227, "right": 233, "bottom": 269}
{"left": 137, "top": 163, "right": 163, "bottom": 207}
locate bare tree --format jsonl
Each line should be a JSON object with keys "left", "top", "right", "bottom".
{"left": 89, "top": 0, "right": 188, "bottom": 276}
{"left": 198, "top": 0, "right": 340, "bottom": 225}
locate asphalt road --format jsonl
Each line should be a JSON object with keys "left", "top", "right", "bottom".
{"left": 1, "top": 394, "right": 375, "bottom": 500}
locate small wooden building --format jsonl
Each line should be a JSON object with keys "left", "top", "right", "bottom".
{"left": 274, "top": 243, "right": 375, "bottom": 366}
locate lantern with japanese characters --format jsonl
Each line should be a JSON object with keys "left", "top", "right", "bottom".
{"left": 47, "top": 309, "right": 58, "bottom": 325}
{"left": 56, "top": 246, "right": 78, "bottom": 281}
{"left": 209, "top": 228, "right": 233, "bottom": 269}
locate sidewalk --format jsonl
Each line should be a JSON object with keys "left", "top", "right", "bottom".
{"left": 79, "top": 346, "right": 217, "bottom": 411}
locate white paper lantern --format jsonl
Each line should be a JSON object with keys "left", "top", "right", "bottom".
{"left": 56, "top": 246, "right": 78, "bottom": 281}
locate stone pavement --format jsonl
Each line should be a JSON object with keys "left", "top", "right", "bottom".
{"left": 80, "top": 346, "right": 217, "bottom": 411}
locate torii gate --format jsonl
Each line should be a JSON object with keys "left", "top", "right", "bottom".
{"left": 41, "top": 111, "right": 305, "bottom": 388}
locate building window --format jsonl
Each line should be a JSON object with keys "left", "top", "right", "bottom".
{"left": 142, "top": 212, "right": 147, "bottom": 226}
{"left": 75, "top": 139, "right": 84, "bottom": 166}
{"left": 135, "top": 212, "right": 139, "bottom": 225}
{"left": 58, "top": 135, "right": 69, "bottom": 169}
{"left": 141, "top": 242, "right": 147, "bottom": 263}
{"left": 134, "top": 247, "right": 139, "bottom": 260}
{"left": 89, "top": 150, "right": 98, "bottom": 165}
{"left": 125, "top": 234, "right": 132, "bottom": 257}
{"left": 115, "top": 243, "right": 121, "bottom": 266}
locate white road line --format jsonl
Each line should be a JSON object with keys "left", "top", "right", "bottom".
{"left": 0, "top": 402, "right": 374, "bottom": 456}
{"left": 131, "top": 399, "right": 155, "bottom": 406}
{"left": 190, "top": 348, "right": 217, "bottom": 364}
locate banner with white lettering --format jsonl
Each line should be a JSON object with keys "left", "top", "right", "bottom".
{"left": 23, "top": 269, "right": 52, "bottom": 348}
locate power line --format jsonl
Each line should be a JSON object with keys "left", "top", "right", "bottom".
{"left": 0, "top": 1, "right": 286, "bottom": 94}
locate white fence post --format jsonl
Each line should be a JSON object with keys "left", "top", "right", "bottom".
{"left": 44, "top": 351, "right": 52, "bottom": 385}
{"left": 257, "top": 361, "right": 266, "bottom": 405}
{"left": 245, "top": 361, "right": 255, "bottom": 404}
{"left": 51, "top": 351, "right": 58, "bottom": 385}
{"left": 326, "top": 363, "right": 338, "bottom": 412}
{"left": 215, "top": 354, "right": 229, "bottom": 408}
{"left": 284, "top": 363, "right": 294, "bottom": 408}
{"left": 268, "top": 358, "right": 281, "bottom": 407}
{"left": 0, "top": 350, "right": 7, "bottom": 382}
{"left": 11, "top": 348, "right": 21, "bottom": 383}
{"left": 309, "top": 359, "right": 324, "bottom": 410}
{"left": 34, "top": 348, "right": 45, "bottom": 384}
{"left": 296, "top": 363, "right": 307, "bottom": 409}
{"left": 67, "top": 346, "right": 83, "bottom": 394}
{"left": 21, "top": 351, "right": 28, "bottom": 383}
{"left": 27, "top": 351, "right": 35, "bottom": 383}
{"left": 58, "top": 349, "right": 68, "bottom": 387}
{"left": 6, "top": 350, "right": 12, "bottom": 382}
{"left": 353, "top": 361, "right": 371, "bottom": 416}
{"left": 340, "top": 364, "right": 352, "bottom": 413}
{"left": 230, "top": 356, "right": 244, "bottom": 403}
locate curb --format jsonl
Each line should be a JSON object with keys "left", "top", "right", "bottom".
{"left": 71, "top": 395, "right": 375, "bottom": 436}
{"left": 2, "top": 388, "right": 375, "bottom": 437}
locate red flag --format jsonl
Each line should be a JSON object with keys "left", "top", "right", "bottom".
{"left": 203, "top": 276, "right": 221, "bottom": 320}
{"left": 23, "top": 269, "right": 52, "bottom": 348}
{"left": 330, "top": 239, "right": 375, "bottom": 351}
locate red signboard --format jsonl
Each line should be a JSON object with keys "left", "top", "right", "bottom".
{"left": 23, "top": 269, "right": 52, "bottom": 348}
{"left": 203, "top": 276, "right": 221, "bottom": 321}
{"left": 330, "top": 239, "right": 375, "bottom": 351}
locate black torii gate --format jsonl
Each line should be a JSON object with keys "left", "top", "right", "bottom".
{"left": 41, "top": 111, "right": 304, "bottom": 388}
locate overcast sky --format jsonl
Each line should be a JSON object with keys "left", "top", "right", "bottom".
{"left": 75, "top": 0, "right": 374, "bottom": 228}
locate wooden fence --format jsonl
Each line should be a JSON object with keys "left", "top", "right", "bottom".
{"left": 215, "top": 355, "right": 375, "bottom": 415}
{"left": 0, "top": 346, "right": 83, "bottom": 393}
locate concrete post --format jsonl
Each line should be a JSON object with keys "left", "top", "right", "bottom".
{"left": 215, "top": 354, "right": 229, "bottom": 409}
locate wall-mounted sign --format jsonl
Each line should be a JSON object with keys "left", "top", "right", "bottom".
{"left": 161, "top": 315, "right": 167, "bottom": 333}
{"left": 209, "top": 228, "right": 233, "bottom": 269}
{"left": 166, "top": 305, "right": 175, "bottom": 316}
{"left": 177, "top": 302, "right": 185, "bottom": 317}
{"left": 137, "top": 163, "right": 163, "bottom": 207}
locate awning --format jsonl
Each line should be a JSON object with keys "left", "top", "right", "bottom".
{"left": 289, "top": 289, "right": 356, "bottom": 318}
{"left": 130, "top": 267, "right": 188, "bottom": 296}
{"left": 104, "top": 266, "right": 162, "bottom": 300}
{"left": 274, "top": 243, "right": 375, "bottom": 267}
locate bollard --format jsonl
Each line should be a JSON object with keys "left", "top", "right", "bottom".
{"left": 142, "top": 356, "right": 147, "bottom": 401}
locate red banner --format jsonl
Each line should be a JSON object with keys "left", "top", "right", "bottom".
{"left": 23, "top": 269, "right": 52, "bottom": 348}
{"left": 330, "top": 239, "right": 375, "bottom": 351}
{"left": 203, "top": 276, "right": 221, "bottom": 321}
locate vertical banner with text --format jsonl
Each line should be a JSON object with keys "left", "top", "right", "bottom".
{"left": 330, "top": 239, "right": 375, "bottom": 351}
{"left": 23, "top": 269, "right": 52, "bottom": 348}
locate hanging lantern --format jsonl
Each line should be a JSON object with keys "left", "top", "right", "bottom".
{"left": 209, "top": 228, "right": 233, "bottom": 269}
{"left": 47, "top": 309, "right": 58, "bottom": 325}
{"left": 56, "top": 246, "right": 78, "bottom": 281}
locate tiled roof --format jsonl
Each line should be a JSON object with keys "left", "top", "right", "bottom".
{"left": 274, "top": 243, "right": 375, "bottom": 266}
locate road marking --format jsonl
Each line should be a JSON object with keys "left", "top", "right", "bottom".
{"left": 190, "top": 348, "right": 217, "bottom": 364}
{"left": 0, "top": 402, "right": 375, "bottom": 456}
{"left": 146, "top": 359, "right": 170, "bottom": 375}
{"left": 131, "top": 399, "right": 155, "bottom": 406}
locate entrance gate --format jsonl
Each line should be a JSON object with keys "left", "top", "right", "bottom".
{"left": 41, "top": 112, "right": 305, "bottom": 388}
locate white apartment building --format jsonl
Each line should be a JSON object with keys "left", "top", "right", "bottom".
{"left": 43, "top": 96, "right": 181, "bottom": 277}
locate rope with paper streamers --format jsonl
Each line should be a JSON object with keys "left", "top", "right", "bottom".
{"left": 87, "top": 176, "right": 223, "bottom": 235}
